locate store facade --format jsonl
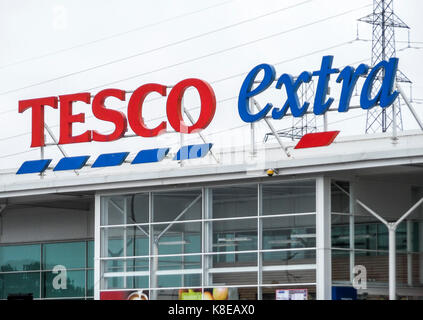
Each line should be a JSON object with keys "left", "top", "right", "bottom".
{"left": 98, "top": 179, "right": 317, "bottom": 300}
{"left": 0, "top": 130, "right": 423, "bottom": 300}
{"left": 1, "top": 56, "right": 423, "bottom": 300}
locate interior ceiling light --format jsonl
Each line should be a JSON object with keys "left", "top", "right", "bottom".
{"left": 291, "top": 234, "right": 316, "bottom": 239}
{"left": 217, "top": 237, "right": 252, "bottom": 242}
{"left": 158, "top": 240, "right": 190, "bottom": 245}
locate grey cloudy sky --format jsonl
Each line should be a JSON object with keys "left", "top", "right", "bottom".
{"left": 0, "top": 0, "right": 422, "bottom": 170}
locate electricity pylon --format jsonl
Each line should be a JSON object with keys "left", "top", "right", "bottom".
{"left": 359, "top": 0, "right": 411, "bottom": 133}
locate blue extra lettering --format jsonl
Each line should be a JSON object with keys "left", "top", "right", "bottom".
{"left": 272, "top": 71, "right": 312, "bottom": 119}
{"left": 238, "top": 63, "right": 276, "bottom": 123}
{"left": 360, "top": 58, "right": 399, "bottom": 110}
{"left": 336, "top": 64, "right": 369, "bottom": 112}
{"left": 312, "top": 55, "right": 339, "bottom": 115}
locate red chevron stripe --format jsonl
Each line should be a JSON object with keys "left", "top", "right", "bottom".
{"left": 295, "top": 131, "right": 340, "bottom": 149}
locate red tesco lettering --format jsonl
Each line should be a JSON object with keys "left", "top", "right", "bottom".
{"left": 18, "top": 78, "right": 216, "bottom": 147}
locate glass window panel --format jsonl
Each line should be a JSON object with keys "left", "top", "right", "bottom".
{"left": 211, "top": 252, "right": 257, "bottom": 268}
{"left": 101, "top": 226, "right": 149, "bottom": 258}
{"left": 131, "top": 193, "right": 149, "bottom": 224}
{"left": 134, "top": 237, "right": 150, "bottom": 256}
{"left": 102, "top": 275, "right": 149, "bottom": 290}
{"left": 87, "top": 270, "right": 93, "bottom": 297}
{"left": 104, "top": 259, "right": 124, "bottom": 274}
{"left": 0, "top": 244, "right": 40, "bottom": 272}
{"left": 211, "top": 272, "right": 257, "bottom": 286}
{"left": 331, "top": 248, "right": 349, "bottom": 258}
{"left": 101, "top": 196, "right": 128, "bottom": 226}
{"left": 212, "top": 184, "right": 258, "bottom": 219}
{"left": 332, "top": 214, "right": 350, "bottom": 249}
{"left": 130, "top": 258, "right": 149, "bottom": 272}
{"left": 133, "top": 276, "right": 149, "bottom": 289}
{"left": 413, "top": 222, "right": 420, "bottom": 253}
{"left": 87, "top": 241, "right": 94, "bottom": 269}
{"left": 158, "top": 256, "right": 182, "bottom": 270}
{"left": 104, "top": 276, "right": 123, "bottom": 290}
{"left": 104, "top": 276, "right": 149, "bottom": 290}
{"left": 262, "top": 215, "right": 316, "bottom": 251}
{"left": 263, "top": 250, "right": 316, "bottom": 266}
{"left": 153, "top": 189, "right": 202, "bottom": 222}
{"left": 332, "top": 248, "right": 350, "bottom": 283}
{"left": 158, "top": 255, "right": 201, "bottom": 271}
{"left": 353, "top": 254, "right": 389, "bottom": 284}
{"left": 355, "top": 223, "right": 377, "bottom": 255}
{"left": 42, "top": 270, "right": 85, "bottom": 298}
{"left": 104, "top": 258, "right": 149, "bottom": 273}
{"left": 157, "top": 273, "right": 201, "bottom": 288}
{"left": 262, "top": 269, "right": 316, "bottom": 285}
{"left": 0, "top": 272, "right": 40, "bottom": 299}
{"left": 101, "top": 195, "right": 149, "bottom": 225}
{"left": 331, "top": 181, "right": 350, "bottom": 213}
{"left": 377, "top": 223, "right": 388, "bottom": 253}
{"left": 157, "top": 274, "right": 182, "bottom": 288}
{"left": 211, "top": 219, "right": 257, "bottom": 252}
{"left": 153, "top": 222, "right": 201, "bottom": 255}
{"left": 262, "top": 180, "right": 316, "bottom": 215}
{"left": 43, "top": 242, "right": 85, "bottom": 270}
{"left": 157, "top": 274, "right": 179, "bottom": 289}
{"left": 396, "top": 222, "right": 407, "bottom": 251}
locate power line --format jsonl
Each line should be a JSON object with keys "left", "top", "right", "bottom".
{"left": 0, "top": 0, "right": 235, "bottom": 70}
{"left": 184, "top": 108, "right": 370, "bottom": 145}
{"left": 398, "top": 46, "right": 423, "bottom": 52}
{"left": 0, "top": 3, "right": 366, "bottom": 118}
{"left": 0, "top": 0, "right": 314, "bottom": 97}
{"left": 0, "top": 39, "right": 357, "bottom": 144}
{"left": 0, "top": 148, "right": 39, "bottom": 160}
{"left": 84, "top": 4, "right": 371, "bottom": 91}
{"left": 0, "top": 53, "right": 371, "bottom": 160}
{"left": 358, "top": 38, "right": 423, "bottom": 45}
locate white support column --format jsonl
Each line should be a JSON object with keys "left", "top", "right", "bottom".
{"left": 149, "top": 192, "right": 158, "bottom": 300}
{"left": 349, "top": 182, "right": 356, "bottom": 284}
{"left": 94, "top": 193, "right": 101, "bottom": 300}
{"left": 123, "top": 199, "right": 128, "bottom": 289}
{"left": 148, "top": 192, "right": 152, "bottom": 293}
{"left": 201, "top": 188, "right": 205, "bottom": 297}
{"left": 391, "top": 99, "right": 398, "bottom": 143}
{"left": 355, "top": 196, "right": 423, "bottom": 300}
{"left": 316, "top": 176, "right": 332, "bottom": 300}
{"left": 323, "top": 114, "right": 328, "bottom": 132}
{"left": 388, "top": 224, "right": 396, "bottom": 300}
{"left": 203, "top": 188, "right": 213, "bottom": 289}
{"left": 257, "top": 184, "right": 263, "bottom": 300}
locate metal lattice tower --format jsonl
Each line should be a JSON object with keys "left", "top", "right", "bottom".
{"left": 359, "top": 0, "right": 411, "bottom": 134}
{"left": 264, "top": 80, "right": 317, "bottom": 142}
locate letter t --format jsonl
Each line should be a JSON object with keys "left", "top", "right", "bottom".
{"left": 313, "top": 56, "right": 339, "bottom": 115}
{"left": 19, "top": 97, "right": 58, "bottom": 147}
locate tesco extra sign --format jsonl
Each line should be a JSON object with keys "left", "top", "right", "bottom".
{"left": 19, "top": 55, "right": 400, "bottom": 148}
{"left": 238, "top": 55, "right": 399, "bottom": 122}
{"left": 19, "top": 79, "right": 216, "bottom": 147}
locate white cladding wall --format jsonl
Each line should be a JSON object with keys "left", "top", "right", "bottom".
{"left": 0, "top": 206, "right": 93, "bottom": 244}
